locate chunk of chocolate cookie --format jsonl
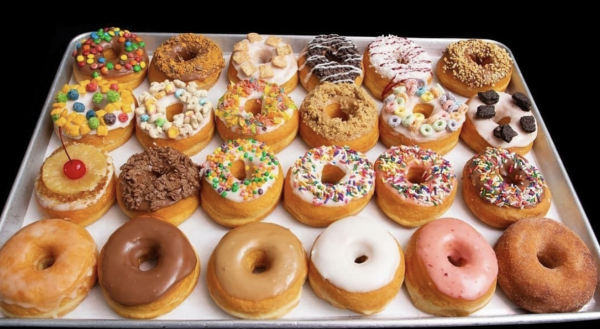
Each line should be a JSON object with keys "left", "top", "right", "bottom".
{"left": 512, "top": 92, "right": 532, "bottom": 111}
{"left": 477, "top": 90, "right": 500, "bottom": 105}
{"left": 476, "top": 105, "right": 496, "bottom": 119}
{"left": 493, "top": 124, "right": 518, "bottom": 143}
{"left": 520, "top": 116, "right": 536, "bottom": 133}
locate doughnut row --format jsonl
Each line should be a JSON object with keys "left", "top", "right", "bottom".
{"left": 0, "top": 28, "right": 596, "bottom": 323}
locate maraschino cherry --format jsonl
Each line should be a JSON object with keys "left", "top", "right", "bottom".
{"left": 58, "top": 127, "right": 86, "bottom": 179}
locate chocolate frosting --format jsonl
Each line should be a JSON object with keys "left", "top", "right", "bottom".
{"left": 99, "top": 216, "right": 197, "bottom": 306}
{"left": 119, "top": 146, "right": 201, "bottom": 212}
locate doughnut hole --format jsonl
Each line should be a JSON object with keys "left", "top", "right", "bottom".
{"left": 256, "top": 49, "right": 274, "bottom": 64}
{"left": 175, "top": 46, "right": 198, "bottom": 62}
{"left": 245, "top": 250, "right": 271, "bottom": 274}
{"left": 102, "top": 47, "right": 118, "bottom": 61}
{"left": 324, "top": 103, "right": 349, "bottom": 122}
{"left": 166, "top": 103, "right": 184, "bottom": 122}
{"left": 470, "top": 54, "right": 492, "bottom": 66}
{"left": 321, "top": 164, "right": 346, "bottom": 185}
{"left": 413, "top": 103, "right": 434, "bottom": 119}
{"left": 447, "top": 242, "right": 470, "bottom": 267}
{"left": 230, "top": 159, "right": 257, "bottom": 182}
{"left": 137, "top": 248, "right": 159, "bottom": 271}
{"left": 406, "top": 165, "right": 427, "bottom": 184}
{"left": 536, "top": 243, "right": 564, "bottom": 270}
{"left": 354, "top": 255, "right": 368, "bottom": 264}
{"left": 496, "top": 116, "right": 511, "bottom": 125}
{"left": 34, "top": 247, "right": 56, "bottom": 270}
{"left": 244, "top": 99, "right": 263, "bottom": 117}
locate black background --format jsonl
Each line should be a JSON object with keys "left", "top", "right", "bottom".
{"left": 2, "top": 15, "right": 596, "bottom": 329}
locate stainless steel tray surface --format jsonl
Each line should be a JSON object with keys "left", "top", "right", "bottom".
{"left": 0, "top": 32, "right": 598, "bottom": 328}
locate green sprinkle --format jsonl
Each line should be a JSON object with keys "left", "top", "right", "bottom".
{"left": 106, "top": 62, "right": 114, "bottom": 70}
{"left": 92, "top": 92, "right": 103, "bottom": 104}
{"left": 88, "top": 117, "right": 100, "bottom": 129}
{"left": 232, "top": 184, "right": 239, "bottom": 192}
{"left": 220, "top": 191, "right": 227, "bottom": 197}
{"left": 106, "top": 90, "right": 120, "bottom": 103}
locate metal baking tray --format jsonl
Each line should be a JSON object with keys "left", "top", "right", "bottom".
{"left": 1, "top": 32, "right": 599, "bottom": 328}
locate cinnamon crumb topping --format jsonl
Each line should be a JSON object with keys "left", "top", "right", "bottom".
{"left": 441, "top": 39, "right": 513, "bottom": 88}
{"left": 300, "top": 82, "right": 378, "bottom": 141}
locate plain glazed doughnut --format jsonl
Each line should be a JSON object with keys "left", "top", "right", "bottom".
{"left": 308, "top": 216, "right": 405, "bottom": 315}
{"left": 148, "top": 33, "right": 225, "bottom": 90}
{"left": 404, "top": 217, "right": 498, "bottom": 317}
{"left": 200, "top": 138, "right": 284, "bottom": 228}
{"left": 374, "top": 145, "right": 457, "bottom": 227}
{"left": 116, "top": 146, "right": 201, "bottom": 226}
{"left": 494, "top": 217, "right": 597, "bottom": 313}
{"left": 71, "top": 27, "right": 149, "bottom": 90}
{"left": 215, "top": 78, "right": 299, "bottom": 153}
{"left": 98, "top": 216, "right": 200, "bottom": 319}
{"left": 297, "top": 34, "right": 364, "bottom": 92}
{"left": 379, "top": 82, "right": 468, "bottom": 155}
{"left": 299, "top": 82, "right": 379, "bottom": 153}
{"left": 363, "top": 35, "right": 433, "bottom": 101}
{"left": 228, "top": 32, "right": 298, "bottom": 94}
{"left": 460, "top": 90, "right": 538, "bottom": 155}
{"left": 282, "top": 145, "right": 375, "bottom": 227}
{"left": 50, "top": 77, "right": 137, "bottom": 152}
{"left": 34, "top": 143, "right": 116, "bottom": 227}
{"left": 134, "top": 79, "right": 215, "bottom": 156}
{"left": 0, "top": 219, "right": 98, "bottom": 318}
{"left": 462, "top": 147, "right": 551, "bottom": 228}
{"left": 436, "top": 39, "right": 513, "bottom": 98}
{"left": 206, "top": 222, "right": 308, "bottom": 319}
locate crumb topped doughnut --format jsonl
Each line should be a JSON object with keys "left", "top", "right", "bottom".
{"left": 462, "top": 147, "right": 551, "bottom": 228}
{"left": 436, "top": 39, "right": 513, "bottom": 98}
{"left": 215, "top": 78, "right": 299, "bottom": 153}
{"left": 50, "top": 77, "right": 136, "bottom": 152}
{"left": 363, "top": 35, "right": 433, "bottom": 100}
{"left": 228, "top": 32, "right": 298, "bottom": 94}
{"left": 495, "top": 217, "right": 597, "bottom": 313}
{"left": 149, "top": 33, "right": 225, "bottom": 90}
{"left": 72, "top": 27, "right": 149, "bottom": 90}
{"left": 134, "top": 79, "right": 215, "bottom": 156}
{"left": 299, "top": 82, "right": 379, "bottom": 153}
{"left": 200, "top": 139, "right": 284, "bottom": 228}
{"left": 297, "top": 34, "right": 364, "bottom": 92}
{"left": 283, "top": 145, "right": 375, "bottom": 227}
{"left": 374, "top": 145, "right": 457, "bottom": 227}
{"left": 116, "top": 146, "right": 201, "bottom": 226}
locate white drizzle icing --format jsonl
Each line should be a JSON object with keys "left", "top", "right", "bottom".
{"left": 298, "top": 34, "right": 363, "bottom": 85}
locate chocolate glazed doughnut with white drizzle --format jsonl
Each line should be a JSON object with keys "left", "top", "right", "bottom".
{"left": 297, "top": 34, "right": 364, "bottom": 92}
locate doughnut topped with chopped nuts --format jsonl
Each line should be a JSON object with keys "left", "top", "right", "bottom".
{"left": 50, "top": 77, "right": 136, "bottom": 152}
{"left": 228, "top": 32, "right": 299, "bottom": 94}
{"left": 134, "top": 79, "right": 215, "bottom": 156}
{"left": 460, "top": 90, "right": 537, "bottom": 155}
{"left": 72, "top": 27, "right": 149, "bottom": 90}
{"left": 379, "top": 81, "right": 467, "bottom": 155}
{"left": 436, "top": 39, "right": 513, "bottom": 98}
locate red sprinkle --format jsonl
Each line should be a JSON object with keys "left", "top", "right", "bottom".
{"left": 86, "top": 81, "right": 98, "bottom": 92}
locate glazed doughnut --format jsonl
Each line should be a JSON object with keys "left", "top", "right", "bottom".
{"left": 404, "top": 217, "right": 498, "bottom": 317}
{"left": 228, "top": 32, "right": 298, "bottom": 94}
{"left": 283, "top": 145, "right": 375, "bottom": 227}
{"left": 215, "top": 78, "right": 299, "bottom": 153}
{"left": 379, "top": 82, "right": 468, "bottom": 154}
{"left": 436, "top": 39, "right": 513, "bottom": 98}
{"left": 374, "top": 145, "right": 457, "bottom": 228}
{"left": 34, "top": 142, "right": 116, "bottom": 227}
{"left": 148, "top": 33, "right": 225, "bottom": 90}
{"left": 462, "top": 147, "right": 551, "bottom": 229}
{"left": 200, "top": 138, "right": 284, "bottom": 228}
{"left": 308, "top": 216, "right": 405, "bottom": 315}
{"left": 71, "top": 27, "right": 149, "bottom": 90}
{"left": 297, "top": 34, "right": 364, "bottom": 92}
{"left": 116, "top": 146, "right": 201, "bottom": 226}
{"left": 494, "top": 217, "right": 597, "bottom": 313}
{"left": 50, "top": 77, "right": 136, "bottom": 152}
{"left": 98, "top": 216, "right": 200, "bottom": 319}
{"left": 206, "top": 222, "right": 308, "bottom": 319}
{"left": 0, "top": 218, "right": 98, "bottom": 318}
{"left": 363, "top": 35, "right": 433, "bottom": 101}
{"left": 460, "top": 89, "right": 538, "bottom": 155}
{"left": 299, "top": 82, "right": 379, "bottom": 153}
{"left": 134, "top": 79, "right": 215, "bottom": 156}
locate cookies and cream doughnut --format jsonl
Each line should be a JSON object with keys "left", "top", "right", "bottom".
{"left": 228, "top": 32, "right": 298, "bottom": 94}
{"left": 134, "top": 79, "right": 215, "bottom": 156}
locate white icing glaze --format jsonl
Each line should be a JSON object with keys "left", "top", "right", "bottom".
{"left": 34, "top": 154, "right": 114, "bottom": 211}
{"left": 467, "top": 92, "right": 537, "bottom": 148}
{"left": 232, "top": 36, "right": 297, "bottom": 85}
{"left": 135, "top": 79, "right": 212, "bottom": 139}
{"left": 310, "top": 216, "right": 401, "bottom": 292}
{"left": 367, "top": 35, "right": 432, "bottom": 84}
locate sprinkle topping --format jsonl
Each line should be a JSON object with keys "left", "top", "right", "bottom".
{"left": 289, "top": 145, "right": 374, "bottom": 206}
{"left": 466, "top": 147, "right": 546, "bottom": 208}
{"left": 202, "top": 139, "right": 280, "bottom": 202}
{"left": 376, "top": 145, "right": 455, "bottom": 206}
{"left": 215, "top": 79, "right": 297, "bottom": 135}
